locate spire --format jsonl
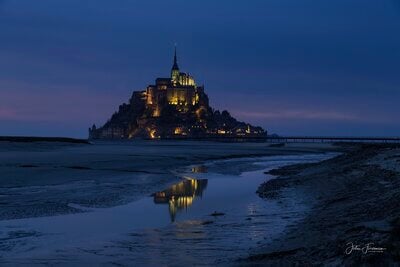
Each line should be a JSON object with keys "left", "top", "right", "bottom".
{"left": 172, "top": 45, "right": 179, "bottom": 70}
{"left": 174, "top": 45, "right": 177, "bottom": 64}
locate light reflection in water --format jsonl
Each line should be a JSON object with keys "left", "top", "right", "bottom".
{"left": 153, "top": 178, "right": 208, "bottom": 222}
{"left": 191, "top": 165, "right": 207, "bottom": 173}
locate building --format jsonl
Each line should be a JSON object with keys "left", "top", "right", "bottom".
{"left": 89, "top": 48, "right": 266, "bottom": 140}
{"left": 145, "top": 47, "right": 208, "bottom": 116}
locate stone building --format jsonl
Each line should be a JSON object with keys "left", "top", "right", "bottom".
{"left": 145, "top": 47, "right": 208, "bottom": 116}
{"left": 89, "top": 48, "right": 266, "bottom": 140}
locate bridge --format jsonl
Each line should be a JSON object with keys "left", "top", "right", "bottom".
{"left": 265, "top": 136, "right": 400, "bottom": 144}
{"left": 157, "top": 135, "right": 400, "bottom": 144}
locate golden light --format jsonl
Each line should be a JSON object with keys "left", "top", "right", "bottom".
{"left": 149, "top": 129, "right": 157, "bottom": 139}
{"left": 153, "top": 107, "right": 160, "bottom": 117}
{"left": 174, "top": 127, "right": 182, "bottom": 135}
{"left": 246, "top": 125, "right": 251, "bottom": 134}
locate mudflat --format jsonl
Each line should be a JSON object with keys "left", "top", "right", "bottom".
{"left": 0, "top": 141, "right": 338, "bottom": 265}
{"left": 246, "top": 144, "right": 400, "bottom": 266}
{"left": 0, "top": 140, "right": 336, "bottom": 220}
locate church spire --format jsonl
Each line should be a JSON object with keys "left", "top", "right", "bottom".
{"left": 171, "top": 45, "right": 180, "bottom": 83}
{"left": 172, "top": 45, "right": 179, "bottom": 71}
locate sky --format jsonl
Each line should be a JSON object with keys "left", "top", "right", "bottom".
{"left": 0, "top": 0, "right": 399, "bottom": 138}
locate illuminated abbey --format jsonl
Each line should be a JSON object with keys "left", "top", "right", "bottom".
{"left": 89, "top": 48, "right": 266, "bottom": 140}
{"left": 145, "top": 47, "right": 208, "bottom": 117}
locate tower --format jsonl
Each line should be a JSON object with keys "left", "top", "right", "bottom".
{"left": 171, "top": 46, "right": 180, "bottom": 84}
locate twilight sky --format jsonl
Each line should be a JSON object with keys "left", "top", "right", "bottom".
{"left": 0, "top": 0, "right": 399, "bottom": 138}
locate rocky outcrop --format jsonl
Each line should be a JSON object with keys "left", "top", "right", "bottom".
{"left": 89, "top": 90, "right": 265, "bottom": 140}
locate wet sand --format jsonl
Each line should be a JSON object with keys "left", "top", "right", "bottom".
{"left": 0, "top": 140, "right": 336, "bottom": 220}
{"left": 0, "top": 141, "right": 340, "bottom": 265}
{"left": 246, "top": 144, "right": 400, "bottom": 266}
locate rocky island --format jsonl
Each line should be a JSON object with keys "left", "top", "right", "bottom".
{"left": 89, "top": 48, "right": 266, "bottom": 140}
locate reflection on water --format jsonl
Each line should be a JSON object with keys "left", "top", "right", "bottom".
{"left": 0, "top": 154, "right": 336, "bottom": 266}
{"left": 191, "top": 165, "right": 208, "bottom": 173}
{"left": 153, "top": 178, "right": 208, "bottom": 222}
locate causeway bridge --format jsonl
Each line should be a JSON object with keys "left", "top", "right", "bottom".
{"left": 265, "top": 136, "right": 400, "bottom": 144}
{"left": 157, "top": 135, "right": 400, "bottom": 143}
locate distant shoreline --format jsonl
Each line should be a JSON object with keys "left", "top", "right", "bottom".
{"left": 0, "top": 136, "right": 89, "bottom": 144}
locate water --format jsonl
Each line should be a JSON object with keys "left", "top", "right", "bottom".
{"left": 0, "top": 153, "right": 336, "bottom": 266}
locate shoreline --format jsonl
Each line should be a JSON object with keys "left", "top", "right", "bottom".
{"left": 245, "top": 144, "right": 400, "bottom": 265}
{"left": 0, "top": 136, "right": 89, "bottom": 144}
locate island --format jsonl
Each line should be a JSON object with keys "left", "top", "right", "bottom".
{"left": 89, "top": 48, "right": 266, "bottom": 140}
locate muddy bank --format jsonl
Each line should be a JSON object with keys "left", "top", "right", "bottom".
{"left": 246, "top": 144, "right": 400, "bottom": 266}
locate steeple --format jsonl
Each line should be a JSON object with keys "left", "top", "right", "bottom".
{"left": 172, "top": 45, "right": 179, "bottom": 71}
{"left": 171, "top": 45, "right": 180, "bottom": 83}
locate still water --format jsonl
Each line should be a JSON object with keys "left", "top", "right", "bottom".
{"left": 0, "top": 153, "right": 336, "bottom": 265}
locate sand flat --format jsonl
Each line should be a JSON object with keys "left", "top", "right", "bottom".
{"left": 248, "top": 144, "right": 400, "bottom": 266}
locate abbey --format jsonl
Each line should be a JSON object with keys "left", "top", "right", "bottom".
{"left": 145, "top": 48, "right": 208, "bottom": 117}
{"left": 89, "top": 49, "right": 266, "bottom": 140}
